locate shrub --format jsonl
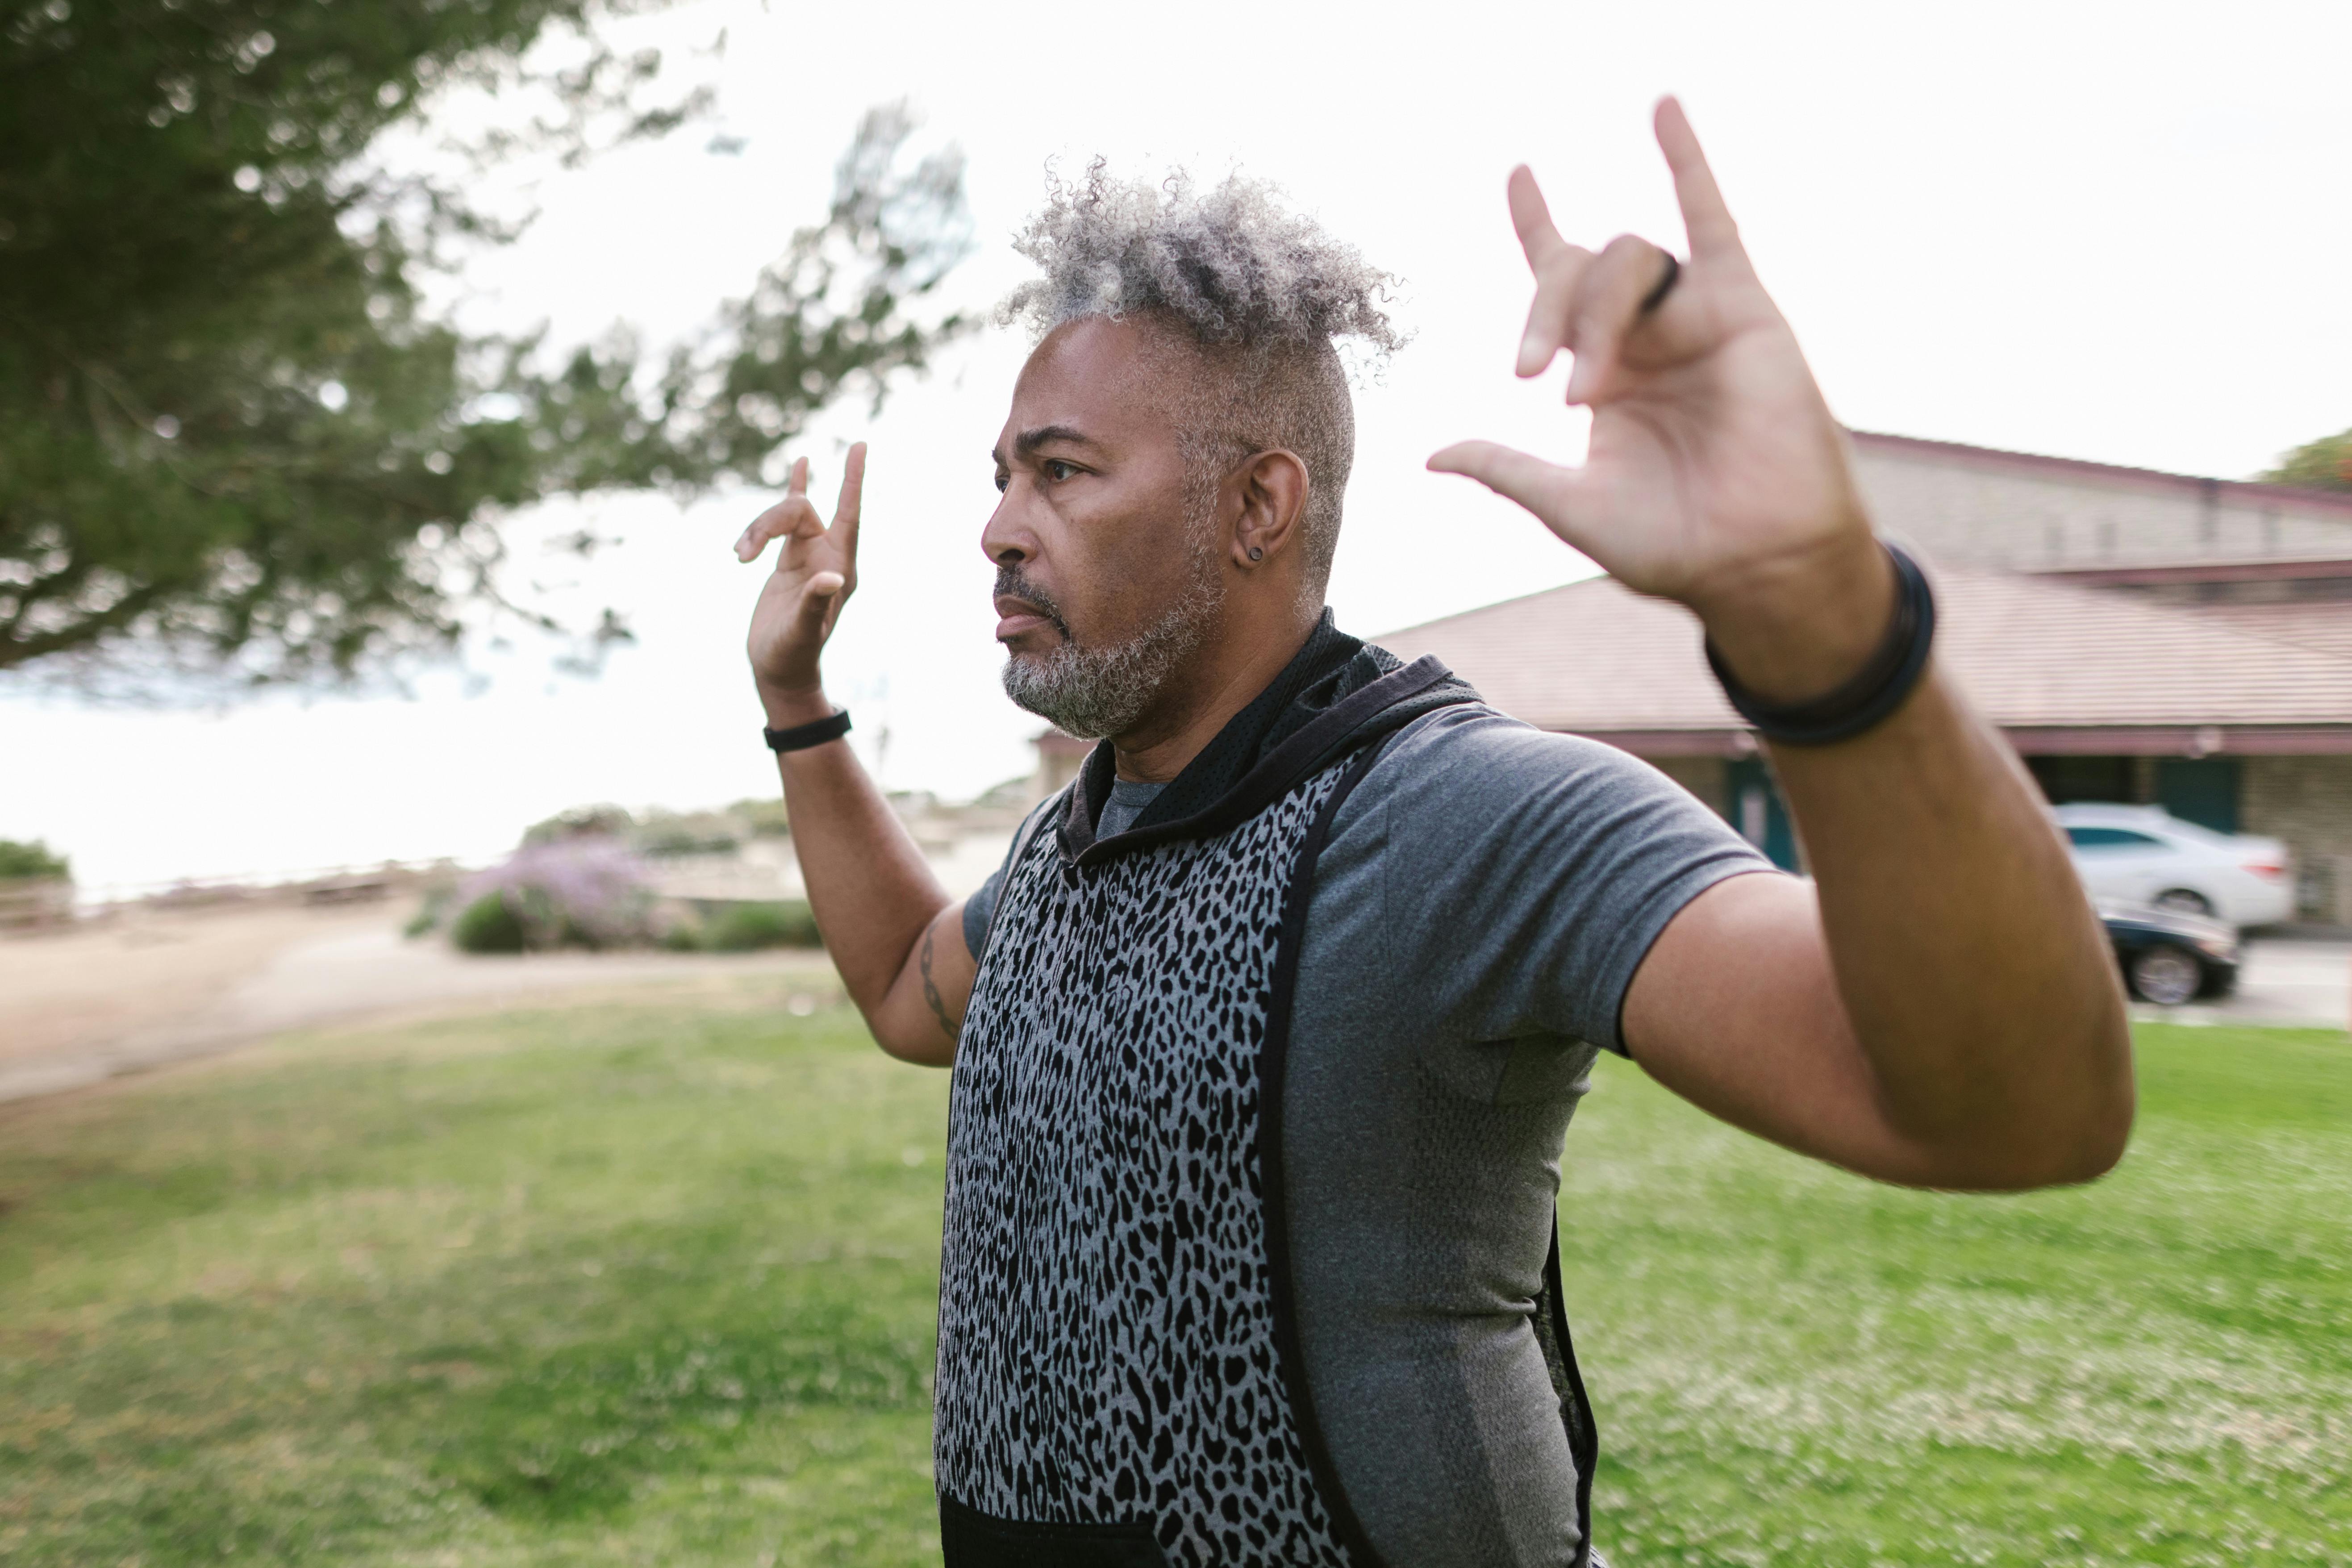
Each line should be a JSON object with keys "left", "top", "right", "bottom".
{"left": 701, "top": 900, "right": 823, "bottom": 952}
{"left": 521, "top": 804, "right": 634, "bottom": 847}
{"left": 450, "top": 891, "right": 527, "bottom": 954}
{"left": 455, "top": 839, "right": 655, "bottom": 953}
{"left": 635, "top": 813, "right": 742, "bottom": 858}
{"left": 0, "top": 838, "right": 70, "bottom": 882}
{"left": 726, "top": 797, "right": 792, "bottom": 838}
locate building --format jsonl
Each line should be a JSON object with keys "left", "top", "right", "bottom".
{"left": 1378, "top": 432, "right": 2352, "bottom": 926}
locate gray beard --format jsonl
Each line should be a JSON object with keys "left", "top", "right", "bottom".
{"left": 998, "top": 556, "right": 1222, "bottom": 741}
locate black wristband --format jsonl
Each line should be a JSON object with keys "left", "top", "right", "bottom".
{"left": 762, "top": 709, "right": 852, "bottom": 752}
{"left": 1703, "top": 542, "right": 1935, "bottom": 747}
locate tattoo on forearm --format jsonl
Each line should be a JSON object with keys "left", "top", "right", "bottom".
{"left": 920, "top": 923, "right": 956, "bottom": 1043}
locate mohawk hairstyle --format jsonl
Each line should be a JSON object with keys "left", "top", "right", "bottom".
{"left": 997, "top": 160, "right": 1402, "bottom": 353}
{"left": 998, "top": 162, "right": 1402, "bottom": 585}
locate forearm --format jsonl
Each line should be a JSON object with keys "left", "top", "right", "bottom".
{"left": 762, "top": 684, "right": 951, "bottom": 1035}
{"left": 1768, "top": 664, "right": 2134, "bottom": 1181}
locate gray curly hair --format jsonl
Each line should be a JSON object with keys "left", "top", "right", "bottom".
{"left": 998, "top": 162, "right": 1401, "bottom": 582}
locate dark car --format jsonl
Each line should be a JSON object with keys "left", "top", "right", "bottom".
{"left": 2099, "top": 901, "right": 2240, "bottom": 1006}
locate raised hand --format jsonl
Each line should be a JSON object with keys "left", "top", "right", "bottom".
{"left": 738, "top": 443, "right": 864, "bottom": 720}
{"left": 1429, "top": 98, "right": 1892, "bottom": 703}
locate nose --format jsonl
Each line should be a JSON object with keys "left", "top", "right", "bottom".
{"left": 980, "top": 486, "right": 1031, "bottom": 567}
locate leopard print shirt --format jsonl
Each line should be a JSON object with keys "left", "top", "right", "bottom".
{"left": 934, "top": 764, "right": 1354, "bottom": 1568}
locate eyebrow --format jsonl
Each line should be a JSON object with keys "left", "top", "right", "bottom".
{"left": 993, "top": 424, "right": 1099, "bottom": 466}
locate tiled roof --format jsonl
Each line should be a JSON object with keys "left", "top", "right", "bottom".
{"left": 1374, "top": 563, "right": 2352, "bottom": 737}
{"left": 2169, "top": 601, "right": 2352, "bottom": 663}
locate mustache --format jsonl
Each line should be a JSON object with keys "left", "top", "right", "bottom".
{"left": 993, "top": 564, "right": 1072, "bottom": 640}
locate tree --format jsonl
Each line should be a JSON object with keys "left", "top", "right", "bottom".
{"left": 0, "top": 838, "right": 71, "bottom": 881}
{"left": 0, "top": 1, "right": 972, "bottom": 683}
{"left": 2263, "top": 426, "right": 2352, "bottom": 493}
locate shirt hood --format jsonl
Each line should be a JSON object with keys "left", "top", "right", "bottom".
{"left": 1054, "top": 609, "right": 1481, "bottom": 864}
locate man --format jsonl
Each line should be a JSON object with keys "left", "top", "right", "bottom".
{"left": 732, "top": 100, "right": 2131, "bottom": 1568}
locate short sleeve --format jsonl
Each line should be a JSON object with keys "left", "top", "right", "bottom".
{"left": 960, "top": 869, "right": 1001, "bottom": 961}
{"left": 959, "top": 792, "right": 1063, "bottom": 963}
{"left": 1314, "top": 707, "right": 1776, "bottom": 1058}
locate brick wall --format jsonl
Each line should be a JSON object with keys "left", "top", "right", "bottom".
{"left": 2241, "top": 755, "right": 2352, "bottom": 924}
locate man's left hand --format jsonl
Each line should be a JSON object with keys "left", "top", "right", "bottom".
{"left": 1429, "top": 97, "right": 1892, "bottom": 705}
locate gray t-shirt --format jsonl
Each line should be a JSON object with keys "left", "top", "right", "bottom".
{"left": 1096, "top": 776, "right": 1166, "bottom": 841}
{"left": 961, "top": 704, "right": 1772, "bottom": 1566}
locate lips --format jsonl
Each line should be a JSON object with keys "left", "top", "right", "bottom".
{"left": 993, "top": 592, "right": 1059, "bottom": 643}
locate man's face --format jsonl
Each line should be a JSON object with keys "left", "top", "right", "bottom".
{"left": 984, "top": 316, "right": 1225, "bottom": 739}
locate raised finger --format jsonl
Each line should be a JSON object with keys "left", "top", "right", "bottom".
{"left": 1507, "top": 165, "right": 1575, "bottom": 271}
{"left": 1562, "top": 234, "right": 1678, "bottom": 405}
{"left": 1508, "top": 169, "right": 1593, "bottom": 377}
{"left": 734, "top": 492, "right": 820, "bottom": 562}
{"left": 1655, "top": 96, "right": 1743, "bottom": 261}
{"left": 832, "top": 442, "right": 867, "bottom": 562}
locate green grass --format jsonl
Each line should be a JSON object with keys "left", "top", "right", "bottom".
{"left": 0, "top": 998, "right": 2346, "bottom": 1566}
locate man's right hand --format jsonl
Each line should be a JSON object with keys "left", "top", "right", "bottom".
{"left": 738, "top": 442, "right": 865, "bottom": 725}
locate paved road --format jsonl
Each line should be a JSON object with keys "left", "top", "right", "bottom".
{"left": 2130, "top": 937, "right": 2350, "bottom": 1030}
{"left": 0, "top": 914, "right": 834, "bottom": 1104}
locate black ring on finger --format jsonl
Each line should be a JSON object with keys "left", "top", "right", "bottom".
{"left": 1639, "top": 252, "right": 1680, "bottom": 315}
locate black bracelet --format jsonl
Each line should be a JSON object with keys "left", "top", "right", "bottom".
{"left": 1703, "top": 542, "right": 1935, "bottom": 746}
{"left": 762, "top": 709, "right": 852, "bottom": 752}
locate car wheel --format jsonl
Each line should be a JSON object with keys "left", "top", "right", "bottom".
{"left": 2130, "top": 944, "right": 2204, "bottom": 1007}
{"left": 2153, "top": 888, "right": 2214, "bottom": 917}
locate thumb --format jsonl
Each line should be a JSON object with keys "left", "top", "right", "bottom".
{"left": 1428, "top": 440, "right": 1580, "bottom": 517}
{"left": 794, "top": 571, "right": 846, "bottom": 634}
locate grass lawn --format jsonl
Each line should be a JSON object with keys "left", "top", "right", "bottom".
{"left": 0, "top": 984, "right": 2346, "bottom": 1566}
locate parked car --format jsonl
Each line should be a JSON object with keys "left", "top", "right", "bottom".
{"left": 2098, "top": 900, "right": 2240, "bottom": 1006}
{"left": 2054, "top": 803, "right": 2293, "bottom": 927}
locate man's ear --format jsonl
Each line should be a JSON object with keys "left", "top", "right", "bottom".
{"left": 1230, "top": 448, "right": 1310, "bottom": 570}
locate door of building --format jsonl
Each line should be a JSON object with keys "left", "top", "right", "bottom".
{"left": 2154, "top": 757, "right": 2241, "bottom": 835}
{"left": 1726, "top": 756, "right": 1798, "bottom": 871}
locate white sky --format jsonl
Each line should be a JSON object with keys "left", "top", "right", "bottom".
{"left": 9, "top": 0, "right": 2351, "bottom": 893}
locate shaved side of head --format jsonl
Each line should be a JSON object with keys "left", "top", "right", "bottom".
{"left": 1001, "top": 163, "right": 1397, "bottom": 596}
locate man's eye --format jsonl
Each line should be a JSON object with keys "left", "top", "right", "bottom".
{"left": 994, "top": 471, "right": 1009, "bottom": 493}
{"left": 1042, "top": 459, "right": 1077, "bottom": 482}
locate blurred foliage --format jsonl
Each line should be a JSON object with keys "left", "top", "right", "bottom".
{"left": 2264, "top": 426, "right": 2352, "bottom": 492}
{"left": 0, "top": 0, "right": 973, "bottom": 684}
{"left": 728, "top": 795, "right": 790, "bottom": 837}
{"left": 0, "top": 836, "right": 71, "bottom": 880}
{"left": 635, "top": 808, "right": 740, "bottom": 858}
{"left": 520, "top": 801, "right": 634, "bottom": 845}
{"left": 696, "top": 897, "right": 821, "bottom": 951}
{"left": 448, "top": 887, "right": 525, "bottom": 952}
{"left": 455, "top": 837, "right": 652, "bottom": 950}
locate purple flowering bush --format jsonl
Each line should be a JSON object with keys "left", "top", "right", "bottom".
{"left": 451, "top": 838, "right": 657, "bottom": 953}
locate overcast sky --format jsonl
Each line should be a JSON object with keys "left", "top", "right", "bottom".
{"left": 10, "top": 0, "right": 2351, "bottom": 893}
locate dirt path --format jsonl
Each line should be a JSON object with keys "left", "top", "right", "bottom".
{"left": 0, "top": 901, "right": 833, "bottom": 1104}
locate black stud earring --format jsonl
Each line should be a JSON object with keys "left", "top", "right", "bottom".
{"left": 1247, "top": 546, "right": 1263, "bottom": 561}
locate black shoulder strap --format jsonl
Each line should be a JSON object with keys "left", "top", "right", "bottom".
{"left": 1539, "top": 1215, "right": 1601, "bottom": 1568}
{"left": 1255, "top": 733, "right": 1400, "bottom": 1566}
{"left": 1259, "top": 727, "right": 1602, "bottom": 1568}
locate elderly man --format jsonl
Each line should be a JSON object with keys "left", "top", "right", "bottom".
{"left": 732, "top": 101, "right": 2131, "bottom": 1568}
